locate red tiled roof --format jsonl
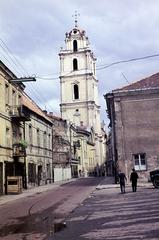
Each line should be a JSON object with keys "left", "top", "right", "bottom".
{"left": 114, "top": 72, "right": 159, "bottom": 91}
{"left": 47, "top": 113, "right": 63, "bottom": 121}
{"left": 22, "top": 94, "right": 52, "bottom": 123}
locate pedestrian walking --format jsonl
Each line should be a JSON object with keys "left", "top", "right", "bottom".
{"left": 118, "top": 171, "right": 127, "bottom": 193}
{"left": 130, "top": 168, "right": 138, "bottom": 192}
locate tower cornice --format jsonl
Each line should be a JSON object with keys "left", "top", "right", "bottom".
{"left": 59, "top": 49, "right": 92, "bottom": 56}
{"left": 59, "top": 72, "right": 98, "bottom": 82}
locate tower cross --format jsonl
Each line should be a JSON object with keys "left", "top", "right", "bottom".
{"left": 72, "top": 11, "right": 80, "bottom": 27}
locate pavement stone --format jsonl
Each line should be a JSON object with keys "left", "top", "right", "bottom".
{"left": 53, "top": 179, "right": 159, "bottom": 240}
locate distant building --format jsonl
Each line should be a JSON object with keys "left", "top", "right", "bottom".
{"left": 105, "top": 73, "right": 159, "bottom": 182}
{"left": 47, "top": 113, "right": 72, "bottom": 182}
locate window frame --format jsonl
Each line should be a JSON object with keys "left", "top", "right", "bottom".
{"left": 73, "top": 40, "right": 78, "bottom": 52}
{"left": 73, "top": 58, "right": 78, "bottom": 71}
{"left": 73, "top": 84, "right": 79, "bottom": 100}
{"left": 133, "top": 153, "right": 147, "bottom": 171}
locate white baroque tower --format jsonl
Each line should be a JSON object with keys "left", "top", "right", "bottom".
{"left": 59, "top": 20, "right": 103, "bottom": 171}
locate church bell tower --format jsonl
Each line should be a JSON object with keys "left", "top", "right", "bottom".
{"left": 59, "top": 19, "right": 101, "bottom": 135}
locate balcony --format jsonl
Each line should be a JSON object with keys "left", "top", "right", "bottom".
{"left": 9, "top": 105, "right": 30, "bottom": 122}
{"left": 13, "top": 143, "right": 26, "bottom": 157}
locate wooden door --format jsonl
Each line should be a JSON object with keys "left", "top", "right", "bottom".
{"left": 0, "top": 162, "right": 3, "bottom": 195}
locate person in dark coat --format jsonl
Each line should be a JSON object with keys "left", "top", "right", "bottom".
{"left": 130, "top": 168, "right": 138, "bottom": 192}
{"left": 118, "top": 171, "right": 127, "bottom": 193}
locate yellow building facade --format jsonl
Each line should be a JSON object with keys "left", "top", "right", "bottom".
{"left": 0, "top": 60, "right": 24, "bottom": 194}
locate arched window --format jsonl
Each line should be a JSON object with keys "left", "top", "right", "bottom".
{"left": 73, "top": 58, "right": 78, "bottom": 71}
{"left": 73, "top": 40, "right": 78, "bottom": 52}
{"left": 74, "top": 84, "right": 79, "bottom": 99}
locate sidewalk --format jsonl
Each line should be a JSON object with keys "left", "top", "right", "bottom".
{"left": 0, "top": 178, "right": 76, "bottom": 206}
{"left": 96, "top": 176, "right": 152, "bottom": 190}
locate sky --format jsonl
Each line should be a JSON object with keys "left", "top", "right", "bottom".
{"left": 1, "top": 0, "right": 159, "bottom": 127}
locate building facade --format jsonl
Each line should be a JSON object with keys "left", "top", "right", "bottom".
{"left": 47, "top": 114, "right": 72, "bottom": 182}
{"left": 0, "top": 60, "right": 54, "bottom": 195}
{"left": 105, "top": 73, "right": 159, "bottom": 182}
{"left": 59, "top": 21, "right": 105, "bottom": 174}
{"left": 0, "top": 61, "right": 27, "bottom": 194}
{"left": 22, "top": 95, "right": 53, "bottom": 187}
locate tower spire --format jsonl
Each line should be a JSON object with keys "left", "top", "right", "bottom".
{"left": 72, "top": 11, "right": 80, "bottom": 27}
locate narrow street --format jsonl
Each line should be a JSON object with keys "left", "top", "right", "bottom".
{"left": 54, "top": 182, "right": 159, "bottom": 240}
{"left": 1, "top": 178, "right": 159, "bottom": 240}
{"left": 0, "top": 177, "right": 102, "bottom": 240}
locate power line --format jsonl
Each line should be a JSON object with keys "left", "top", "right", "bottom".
{"left": 0, "top": 38, "right": 56, "bottom": 113}
{"left": 0, "top": 38, "right": 28, "bottom": 76}
{"left": 0, "top": 52, "right": 22, "bottom": 76}
{"left": 96, "top": 53, "right": 159, "bottom": 70}
{"left": 36, "top": 53, "right": 159, "bottom": 80}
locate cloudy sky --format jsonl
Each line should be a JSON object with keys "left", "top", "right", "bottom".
{"left": 1, "top": 0, "right": 159, "bottom": 125}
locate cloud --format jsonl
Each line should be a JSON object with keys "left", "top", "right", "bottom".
{"left": 1, "top": 0, "right": 159, "bottom": 127}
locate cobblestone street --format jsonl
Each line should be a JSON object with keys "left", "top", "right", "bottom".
{"left": 54, "top": 183, "right": 159, "bottom": 240}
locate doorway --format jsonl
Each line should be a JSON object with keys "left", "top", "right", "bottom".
{"left": 0, "top": 162, "right": 3, "bottom": 195}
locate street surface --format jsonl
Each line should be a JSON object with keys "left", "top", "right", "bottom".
{"left": 0, "top": 178, "right": 159, "bottom": 240}
{"left": 54, "top": 183, "right": 159, "bottom": 240}
{"left": 0, "top": 177, "right": 102, "bottom": 240}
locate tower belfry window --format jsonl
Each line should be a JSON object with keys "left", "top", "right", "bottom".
{"left": 74, "top": 84, "right": 79, "bottom": 99}
{"left": 73, "top": 58, "right": 78, "bottom": 71}
{"left": 73, "top": 40, "right": 78, "bottom": 52}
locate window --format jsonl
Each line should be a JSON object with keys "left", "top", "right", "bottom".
{"left": 48, "top": 134, "right": 51, "bottom": 149}
{"left": 74, "top": 84, "right": 79, "bottom": 99}
{"left": 43, "top": 132, "right": 47, "bottom": 154}
{"left": 134, "top": 153, "right": 146, "bottom": 171}
{"left": 73, "top": 40, "right": 78, "bottom": 52}
{"left": 73, "top": 58, "right": 78, "bottom": 71}
{"left": 6, "top": 127, "right": 10, "bottom": 147}
{"left": 29, "top": 125, "right": 33, "bottom": 151}
{"left": 12, "top": 90, "right": 16, "bottom": 106}
{"left": 37, "top": 129, "right": 40, "bottom": 153}
{"left": 18, "top": 95, "right": 21, "bottom": 105}
{"left": 5, "top": 84, "right": 9, "bottom": 105}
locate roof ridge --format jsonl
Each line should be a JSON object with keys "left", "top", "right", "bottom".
{"left": 114, "top": 72, "right": 159, "bottom": 91}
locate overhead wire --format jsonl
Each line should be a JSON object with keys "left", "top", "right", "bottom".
{"left": 96, "top": 53, "right": 159, "bottom": 70}
{"left": 0, "top": 52, "right": 22, "bottom": 76}
{"left": 35, "top": 53, "right": 159, "bottom": 80}
{"left": 0, "top": 38, "right": 56, "bottom": 113}
{"left": 0, "top": 38, "right": 29, "bottom": 75}
{"left": 1, "top": 37, "right": 159, "bottom": 108}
